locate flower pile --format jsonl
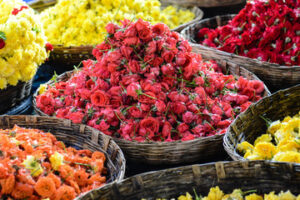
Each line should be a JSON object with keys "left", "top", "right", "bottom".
{"left": 36, "top": 19, "right": 265, "bottom": 142}
{"left": 40, "top": 0, "right": 195, "bottom": 46}
{"left": 197, "top": 0, "right": 300, "bottom": 66}
{"left": 0, "top": 0, "right": 50, "bottom": 89}
{"left": 0, "top": 125, "right": 106, "bottom": 199}
{"left": 238, "top": 111, "right": 300, "bottom": 163}
{"left": 155, "top": 186, "right": 300, "bottom": 200}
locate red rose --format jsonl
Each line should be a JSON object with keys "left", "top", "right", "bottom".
{"left": 126, "top": 82, "right": 140, "bottom": 99}
{"left": 138, "top": 91, "right": 156, "bottom": 104}
{"left": 182, "top": 111, "right": 195, "bottom": 123}
{"left": 138, "top": 28, "right": 152, "bottom": 41}
{"left": 128, "top": 60, "right": 140, "bottom": 73}
{"left": 45, "top": 42, "right": 53, "bottom": 51}
{"left": 68, "top": 111, "right": 84, "bottom": 124}
{"left": 247, "top": 80, "right": 264, "bottom": 94}
{"left": 146, "top": 41, "right": 157, "bottom": 54}
{"left": 0, "top": 39, "right": 5, "bottom": 49}
{"left": 124, "top": 37, "right": 139, "bottom": 46}
{"left": 177, "top": 123, "right": 189, "bottom": 133}
{"left": 91, "top": 90, "right": 109, "bottom": 106}
{"left": 152, "top": 23, "right": 169, "bottom": 35}
{"left": 128, "top": 106, "right": 142, "bottom": 118}
{"left": 162, "top": 50, "right": 175, "bottom": 63}
{"left": 135, "top": 18, "right": 150, "bottom": 32}
{"left": 171, "top": 102, "right": 186, "bottom": 115}
{"left": 181, "top": 132, "right": 195, "bottom": 141}
{"left": 140, "top": 117, "right": 160, "bottom": 134}
{"left": 106, "top": 23, "right": 119, "bottom": 34}
{"left": 162, "top": 121, "right": 172, "bottom": 138}
{"left": 120, "top": 46, "right": 133, "bottom": 59}
{"left": 155, "top": 100, "right": 166, "bottom": 112}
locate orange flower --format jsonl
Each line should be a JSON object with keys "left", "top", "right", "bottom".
{"left": 47, "top": 173, "right": 61, "bottom": 189}
{"left": 0, "top": 174, "right": 15, "bottom": 194}
{"left": 11, "top": 182, "right": 34, "bottom": 199}
{"left": 55, "top": 185, "right": 76, "bottom": 200}
{"left": 34, "top": 177, "right": 56, "bottom": 197}
{"left": 74, "top": 169, "right": 89, "bottom": 187}
{"left": 92, "top": 151, "right": 106, "bottom": 162}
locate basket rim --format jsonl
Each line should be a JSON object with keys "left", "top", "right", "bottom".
{"left": 0, "top": 114, "right": 126, "bottom": 181}
{"left": 181, "top": 14, "right": 300, "bottom": 70}
{"left": 223, "top": 84, "right": 300, "bottom": 161}
{"left": 33, "top": 63, "right": 271, "bottom": 146}
{"left": 76, "top": 160, "right": 300, "bottom": 199}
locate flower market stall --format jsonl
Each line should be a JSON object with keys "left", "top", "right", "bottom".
{"left": 0, "top": 0, "right": 299, "bottom": 199}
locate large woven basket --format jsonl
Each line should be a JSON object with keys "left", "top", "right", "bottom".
{"left": 0, "top": 115, "right": 126, "bottom": 184}
{"left": 181, "top": 15, "right": 300, "bottom": 92}
{"left": 33, "top": 62, "right": 271, "bottom": 165}
{"left": 77, "top": 160, "right": 300, "bottom": 200}
{"left": 224, "top": 84, "right": 300, "bottom": 161}
{"left": 161, "top": 0, "right": 245, "bottom": 7}
{"left": 0, "top": 79, "right": 33, "bottom": 114}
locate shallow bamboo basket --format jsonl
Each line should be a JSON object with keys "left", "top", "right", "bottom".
{"left": 77, "top": 160, "right": 300, "bottom": 200}
{"left": 0, "top": 115, "right": 126, "bottom": 183}
{"left": 181, "top": 15, "right": 300, "bottom": 92}
{"left": 161, "top": 0, "right": 245, "bottom": 7}
{"left": 33, "top": 61, "right": 271, "bottom": 165}
{"left": 0, "top": 79, "right": 33, "bottom": 114}
{"left": 224, "top": 84, "right": 300, "bottom": 161}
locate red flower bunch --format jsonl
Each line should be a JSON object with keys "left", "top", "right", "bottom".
{"left": 197, "top": 0, "right": 300, "bottom": 66}
{"left": 37, "top": 19, "right": 265, "bottom": 142}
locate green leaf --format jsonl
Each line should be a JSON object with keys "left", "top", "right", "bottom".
{"left": 0, "top": 31, "right": 6, "bottom": 40}
{"left": 51, "top": 71, "right": 58, "bottom": 83}
{"left": 31, "top": 27, "right": 40, "bottom": 33}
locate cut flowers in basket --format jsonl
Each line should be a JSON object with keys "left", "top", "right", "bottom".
{"left": 238, "top": 111, "right": 300, "bottom": 163}
{"left": 36, "top": 19, "right": 265, "bottom": 143}
{"left": 40, "top": 0, "right": 195, "bottom": 46}
{"left": 0, "top": 125, "right": 106, "bottom": 200}
{"left": 163, "top": 186, "right": 300, "bottom": 200}
{"left": 0, "top": 0, "right": 51, "bottom": 89}
{"left": 197, "top": 0, "right": 300, "bottom": 66}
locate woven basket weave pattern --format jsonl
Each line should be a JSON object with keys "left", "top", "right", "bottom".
{"left": 223, "top": 84, "right": 300, "bottom": 161}
{"left": 77, "top": 160, "right": 300, "bottom": 200}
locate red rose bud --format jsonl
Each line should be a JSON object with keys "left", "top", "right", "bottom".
{"left": 0, "top": 39, "right": 5, "bottom": 49}
{"left": 45, "top": 42, "right": 53, "bottom": 51}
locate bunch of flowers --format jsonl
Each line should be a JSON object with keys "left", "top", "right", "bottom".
{"left": 163, "top": 186, "right": 300, "bottom": 200}
{"left": 0, "top": 125, "right": 106, "bottom": 200}
{"left": 36, "top": 19, "right": 265, "bottom": 142}
{"left": 197, "top": 0, "right": 300, "bottom": 66}
{"left": 238, "top": 111, "right": 300, "bottom": 163}
{"left": 0, "top": 0, "right": 50, "bottom": 89}
{"left": 40, "top": 0, "right": 195, "bottom": 46}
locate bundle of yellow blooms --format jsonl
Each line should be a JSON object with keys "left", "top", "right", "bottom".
{"left": 0, "top": 0, "right": 49, "bottom": 89}
{"left": 238, "top": 112, "right": 300, "bottom": 163}
{"left": 143, "top": 186, "right": 300, "bottom": 200}
{"left": 40, "top": 0, "right": 195, "bottom": 46}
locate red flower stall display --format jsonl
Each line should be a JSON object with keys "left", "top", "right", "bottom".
{"left": 36, "top": 19, "right": 266, "bottom": 144}
{"left": 197, "top": 0, "right": 300, "bottom": 66}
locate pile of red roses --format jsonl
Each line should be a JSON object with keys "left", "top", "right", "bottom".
{"left": 36, "top": 19, "right": 265, "bottom": 142}
{"left": 197, "top": 0, "right": 300, "bottom": 66}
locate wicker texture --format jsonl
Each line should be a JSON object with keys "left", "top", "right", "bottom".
{"left": 33, "top": 62, "right": 271, "bottom": 165}
{"left": 224, "top": 84, "right": 300, "bottom": 161}
{"left": 0, "top": 115, "right": 126, "bottom": 183}
{"left": 161, "top": 0, "right": 245, "bottom": 7}
{"left": 28, "top": 0, "right": 56, "bottom": 12}
{"left": 77, "top": 160, "right": 300, "bottom": 200}
{"left": 181, "top": 15, "right": 300, "bottom": 92}
{"left": 0, "top": 80, "right": 33, "bottom": 114}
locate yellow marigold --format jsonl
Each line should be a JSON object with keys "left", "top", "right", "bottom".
{"left": 237, "top": 141, "right": 254, "bottom": 153}
{"left": 245, "top": 193, "right": 263, "bottom": 200}
{"left": 268, "top": 120, "right": 281, "bottom": 134}
{"left": 0, "top": 0, "right": 49, "bottom": 89}
{"left": 207, "top": 186, "right": 224, "bottom": 200}
{"left": 254, "top": 134, "right": 272, "bottom": 146}
{"left": 40, "top": 0, "right": 195, "bottom": 46}
{"left": 278, "top": 191, "right": 296, "bottom": 200}
{"left": 254, "top": 142, "right": 277, "bottom": 160}
{"left": 265, "top": 192, "right": 280, "bottom": 200}
{"left": 273, "top": 151, "right": 300, "bottom": 163}
{"left": 178, "top": 192, "right": 193, "bottom": 200}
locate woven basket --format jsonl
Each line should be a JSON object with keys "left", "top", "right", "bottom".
{"left": 224, "top": 84, "right": 300, "bottom": 161}
{"left": 0, "top": 79, "right": 33, "bottom": 114}
{"left": 77, "top": 160, "right": 300, "bottom": 200}
{"left": 0, "top": 115, "right": 126, "bottom": 183}
{"left": 161, "top": 0, "right": 245, "bottom": 7}
{"left": 28, "top": 0, "right": 56, "bottom": 12}
{"left": 33, "top": 62, "right": 271, "bottom": 165}
{"left": 181, "top": 15, "right": 300, "bottom": 92}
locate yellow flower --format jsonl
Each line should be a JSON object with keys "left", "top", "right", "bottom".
{"left": 245, "top": 193, "right": 263, "bottom": 200}
{"left": 254, "top": 134, "right": 272, "bottom": 146}
{"left": 268, "top": 120, "right": 281, "bottom": 134}
{"left": 265, "top": 192, "right": 280, "bottom": 200}
{"left": 254, "top": 142, "right": 277, "bottom": 160}
{"left": 0, "top": 0, "right": 48, "bottom": 89}
{"left": 22, "top": 155, "right": 43, "bottom": 177}
{"left": 273, "top": 151, "right": 300, "bottom": 163}
{"left": 178, "top": 192, "right": 193, "bottom": 200}
{"left": 50, "top": 151, "right": 64, "bottom": 170}
{"left": 278, "top": 191, "right": 296, "bottom": 200}
{"left": 40, "top": 0, "right": 194, "bottom": 46}
{"left": 237, "top": 141, "right": 254, "bottom": 153}
{"left": 38, "top": 84, "right": 47, "bottom": 95}
{"left": 207, "top": 186, "right": 224, "bottom": 200}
